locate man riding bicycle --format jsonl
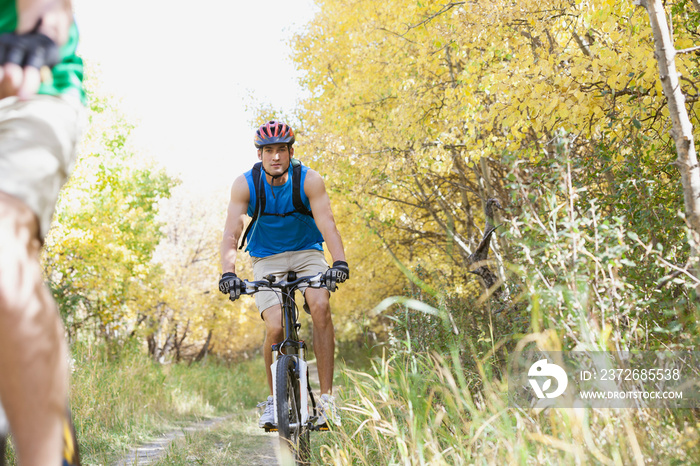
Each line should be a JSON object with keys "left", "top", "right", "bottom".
{"left": 0, "top": 0, "right": 85, "bottom": 465}
{"left": 219, "top": 120, "right": 348, "bottom": 429}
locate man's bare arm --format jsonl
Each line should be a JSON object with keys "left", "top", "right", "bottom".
{"left": 220, "top": 175, "right": 250, "bottom": 274}
{"left": 305, "top": 169, "right": 346, "bottom": 263}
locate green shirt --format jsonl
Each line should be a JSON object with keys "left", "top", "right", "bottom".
{"left": 0, "top": 1, "right": 85, "bottom": 105}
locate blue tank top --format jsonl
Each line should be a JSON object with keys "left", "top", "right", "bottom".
{"left": 244, "top": 164, "right": 324, "bottom": 258}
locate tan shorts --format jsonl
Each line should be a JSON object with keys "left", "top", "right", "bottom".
{"left": 0, "top": 94, "right": 85, "bottom": 238}
{"left": 252, "top": 249, "right": 329, "bottom": 315}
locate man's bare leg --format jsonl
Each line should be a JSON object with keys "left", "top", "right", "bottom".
{"left": 0, "top": 192, "right": 67, "bottom": 466}
{"left": 305, "top": 288, "right": 335, "bottom": 395}
{"left": 262, "top": 305, "right": 283, "bottom": 395}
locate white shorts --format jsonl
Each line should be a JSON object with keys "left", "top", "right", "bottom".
{"left": 0, "top": 95, "right": 85, "bottom": 238}
{"left": 251, "top": 249, "right": 329, "bottom": 315}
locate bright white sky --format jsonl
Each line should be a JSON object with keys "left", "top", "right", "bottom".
{"left": 72, "top": 0, "right": 318, "bottom": 194}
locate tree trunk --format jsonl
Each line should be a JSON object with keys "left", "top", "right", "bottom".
{"left": 193, "top": 330, "right": 213, "bottom": 364}
{"left": 641, "top": 0, "right": 700, "bottom": 290}
{"left": 468, "top": 198, "right": 503, "bottom": 300}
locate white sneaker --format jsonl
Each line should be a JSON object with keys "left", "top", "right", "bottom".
{"left": 318, "top": 393, "right": 341, "bottom": 427}
{"left": 258, "top": 395, "right": 275, "bottom": 428}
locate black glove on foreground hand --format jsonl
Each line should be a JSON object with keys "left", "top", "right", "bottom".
{"left": 0, "top": 31, "right": 59, "bottom": 69}
{"left": 324, "top": 261, "right": 349, "bottom": 291}
{"left": 219, "top": 272, "right": 243, "bottom": 301}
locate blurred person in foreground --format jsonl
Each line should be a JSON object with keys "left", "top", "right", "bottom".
{"left": 0, "top": 0, "right": 85, "bottom": 464}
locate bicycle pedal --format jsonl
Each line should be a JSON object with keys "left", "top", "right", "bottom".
{"left": 264, "top": 426, "right": 278, "bottom": 433}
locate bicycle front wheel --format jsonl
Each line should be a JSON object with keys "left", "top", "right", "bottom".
{"left": 276, "top": 354, "right": 309, "bottom": 464}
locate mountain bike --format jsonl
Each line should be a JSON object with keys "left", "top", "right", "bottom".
{"left": 0, "top": 401, "right": 81, "bottom": 466}
{"left": 231, "top": 271, "right": 333, "bottom": 465}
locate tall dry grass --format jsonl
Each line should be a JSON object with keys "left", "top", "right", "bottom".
{"left": 313, "top": 149, "right": 700, "bottom": 464}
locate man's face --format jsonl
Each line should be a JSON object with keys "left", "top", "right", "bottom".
{"left": 258, "top": 143, "right": 293, "bottom": 178}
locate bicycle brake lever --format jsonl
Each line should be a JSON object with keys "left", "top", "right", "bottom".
{"left": 242, "top": 280, "right": 256, "bottom": 294}
{"left": 308, "top": 273, "right": 325, "bottom": 288}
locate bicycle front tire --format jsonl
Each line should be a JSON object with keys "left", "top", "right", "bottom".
{"left": 276, "top": 354, "right": 309, "bottom": 464}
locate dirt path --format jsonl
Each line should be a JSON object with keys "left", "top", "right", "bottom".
{"left": 113, "top": 364, "right": 323, "bottom": 465}
{"left": 112, "top": 414, "right": 281, "bottom": 466}
{"left": 112, "top": 417, "right": 228, "bottom": 466}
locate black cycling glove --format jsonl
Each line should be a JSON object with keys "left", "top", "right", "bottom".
{"left": 324, "top": 261, "right": 349, "bottom": 291}
{"left": 219, "top": 272, "right": 243, "bottom": 301}
{"left": 0, "top": 30, "right": 59, "bottom": 69}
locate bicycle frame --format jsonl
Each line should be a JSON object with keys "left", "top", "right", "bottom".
{"left": 240, "top": 272, "right": 325, "bottom": 430}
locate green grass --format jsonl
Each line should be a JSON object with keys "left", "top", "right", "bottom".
{"left": 9, "top": 330, "right": 698, "bottom": 464}
{"left": 68, "top": 342, "right": 267, "bottom": 465}
{"left": 3, "top": 339, "right": 375, "bottom": 466}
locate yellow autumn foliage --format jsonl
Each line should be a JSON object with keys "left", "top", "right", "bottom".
{"left": 292, "top": 0, "right": 694, "bottom": 300}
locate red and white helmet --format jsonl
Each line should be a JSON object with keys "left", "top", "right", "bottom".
{"left": 254, "top": 120, "right": 295, "bottom": 148}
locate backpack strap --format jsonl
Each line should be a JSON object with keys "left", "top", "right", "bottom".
{"left": 291, "top": 158, "right": 314, "bottom": 218}
{"left": 238, "top": 162, "right": 265, "bottom": 250}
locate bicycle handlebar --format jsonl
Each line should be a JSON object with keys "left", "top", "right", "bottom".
{"left": 233, "top": 272, "right": 329, "bottom": 299}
